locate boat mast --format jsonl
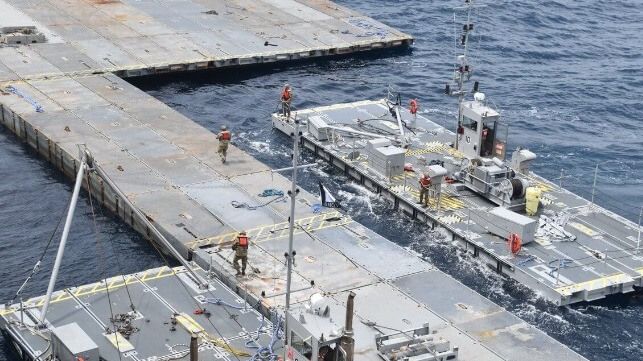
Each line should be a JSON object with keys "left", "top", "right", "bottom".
{"left": 449, "top": 0, "right": 478, "bottom": 150}
{"left": 39, "top": 151, "right": 88, "bottom": 325}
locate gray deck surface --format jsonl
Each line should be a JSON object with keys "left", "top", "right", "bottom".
{"left": 272, "top": 99, "right": 643, "bottom": 306}
{"left": 0, "top": 1, "right": 586, "bottom": 360}
{"left": 1, "top": 267, "right": 280, "bottom": 361}
{"left": 0, "top": 0, "right": 412, "bottom": 79}
{"left": 0, "top": 74, "right": 585, "bottom": 360}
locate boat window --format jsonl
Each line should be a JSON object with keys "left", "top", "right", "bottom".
{"left": 291, "top": 331, "right": 313, "bottom": 359}
{"left": 461, "top": 115, "right": 477, "bottom": 131}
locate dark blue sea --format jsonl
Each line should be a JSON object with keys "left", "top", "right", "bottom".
{"left": 1, "top": 1, "right": 641, "bottom": 360}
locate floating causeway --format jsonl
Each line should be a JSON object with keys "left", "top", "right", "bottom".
{"left": 0, "top": 1, "right": 587, "bottom": 360}
{"left": 271, "top": 99, "right": 643, "bottom": 306}
{"left": 0, "top": 0, "right": 412, "bottom": 80}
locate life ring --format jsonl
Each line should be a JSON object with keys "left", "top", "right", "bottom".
{"left": 508, "top": 233, "right": 522, "bottom": 254}
{"left": 409, "top": 99, "right": 418, "bottom": 115}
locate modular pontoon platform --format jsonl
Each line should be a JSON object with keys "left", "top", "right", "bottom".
{"left": 0, "top": 1, "right": 586, "bottom": 360}
{"left": 1, "top": 267, "right": 282, "bottom": 361}
{"left": 0, "top": 73, "right": 585, "bottom": 359}
{"left": 271, "top": 99, "right": 643, "bottom": 306}
{"left": 0, "top": 0, "right": 412, "bottom": 80}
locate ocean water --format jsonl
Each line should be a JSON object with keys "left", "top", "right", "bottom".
{"left": 0, "top": 1, "right": 641, "bottom": 360}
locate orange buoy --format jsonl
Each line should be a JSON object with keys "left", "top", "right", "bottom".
{"left": 508, "top": 233, "right": 522, "bottom": 254}
{"left": 409, "top": 99, "right": 418, "bottom": 115}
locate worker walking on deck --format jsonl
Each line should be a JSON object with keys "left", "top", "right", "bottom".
{"left": 281, "top": 84, "right": 292, "bottom": 119}
{"left": 418, "top": 173, "right": 431, "bottom": 207}
{"left": 232, "top": 231, "right": 249, "bottom": 276}
{"left": 218, "top": 125, "right": 231, "bottom": 163}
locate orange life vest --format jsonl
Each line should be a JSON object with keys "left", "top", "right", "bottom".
{"left": 238, "top": 235, "right": 248, "bottom": 247}
{"left": 282, "top": 88, "right": 291, "bottom": 101}
{"left": 419, "top": 176, "right": 431, "bottom": 187}
{"left": 220, "top": 131, "right": 230, "bottom": 140}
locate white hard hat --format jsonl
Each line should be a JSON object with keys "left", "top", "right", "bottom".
{"left": 221, "top": 125, "right": 227, "bottom": 130}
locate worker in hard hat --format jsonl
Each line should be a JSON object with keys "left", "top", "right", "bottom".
{"left": 418, "top": 173, "right": 431, "bottom": 207}
{"left": 231, "top": 231, "right": 249, "bottom": 276}
{"left": 280, "top": 84, "right": 292, "bottom": 119}
{"left": 217, "top": 125, "right": 231, "bottom": 163}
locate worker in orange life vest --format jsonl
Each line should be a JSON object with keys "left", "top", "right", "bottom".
{"left": 280, "top": 84, "right": 292, "bottom": 119}
{"left": 217, "top": 124, "right": 231, "bottom": 163}
{"left": 418, "top": 173, "right": 431, "bottom": 207}
{"left": 232, "top": 231, "right": 249, "bottom": 276}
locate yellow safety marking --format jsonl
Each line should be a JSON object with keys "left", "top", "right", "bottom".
{"left": 174, "top": 313, "right": 251, "bottom": 357}
{"left": 176, "top": 313, "right": 205, "bottom": 334}
{"left": 536, "top": 183, "right": 554, "bottom": 193}
{"left": 569, "top": 222, "right": 599, "bottom": 236}
{"left": 524, "top": 175, "right": 555, "bottom": 193}
{"left": 0, "top": 266, "right": 178, "bottom": 316}
{"left": 105, "top": 332, "right": 134, "bottom": 352}
{"left": 405, "top": 142, "right": 446, "bottom": 156}
{"left": 342, "top": 154, "right": 366, "bottom": 162}
{"left": 446, "top": 148, "right": 466, "bottom": 159}
{"left": 390, "top": 172, "right": 417, "bottom": 182}
{"left": 187, "top": 211, "right": 352, "bottom": 248}
{"left": 438, "top": 214, "right": 463, "bottom": 224}
{"left": 637, "top": 267, "right": 643, "bottom": 276}
{"left": 555, "top": 273, "right": 634, "bottom": 296}
{"left": 390, "top": 185, "right": 465, "bottom": 209}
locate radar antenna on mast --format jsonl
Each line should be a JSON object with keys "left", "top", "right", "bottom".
{"left": 444, "top": 0, "right": 485, "bottom": 150}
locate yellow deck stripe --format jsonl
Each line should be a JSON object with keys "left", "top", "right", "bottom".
{"left": 1, "top": 267, "right": 178, "bottom": 316}
{"left": 554, "top": 272, "right": 634, "bottom": 295}
{"left": 187, "top": 211, "right": 348, "bottom": 248}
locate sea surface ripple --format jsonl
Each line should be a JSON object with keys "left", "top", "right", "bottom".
{"left": 1, "top": 1, "right": 641, "bottom": 360}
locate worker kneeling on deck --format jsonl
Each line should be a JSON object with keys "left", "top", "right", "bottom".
{"left": 232, "top": 231, "right": 249, "bottom": 276}
{"left": 418, "top": 173, "right": 431, "bottom": 207}
{"left": 218, "top": 125, "right": 231, "bottom": 163}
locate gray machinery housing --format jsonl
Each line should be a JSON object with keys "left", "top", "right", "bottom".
{"left": 462, "top": 158, "right": 530, "bottom": 209}
{"left": 510, "top": 148, "right": 537, "bottom": 175}
{"left": 0, "top": 26, "right": 46, "bottom": 44}
{"left": 470, "top": 207, "right": 537, "bottom": 244}
{"left": 375, "top": 324, "right": 458, "bottom": 361}
{"left": 51, "top": 323, "right": 99, "bottom": 361}
{"left": 365, "top": 139, "right": 406, "bottom": 178}
{"left": 308, "top": 115, "right": 330, "bottom": 141}
{"left": 426, "top": 164, "right": 448, "bottom": 205}
{"left": 455, "top": 97, "right": 535, "bottom": 209}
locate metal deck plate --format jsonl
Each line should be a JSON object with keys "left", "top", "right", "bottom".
{"left": 0, "top": 1, "right": 587, "bottom": 360}
{"left": 276, "top": 99, "right": 643, "bottom": 306}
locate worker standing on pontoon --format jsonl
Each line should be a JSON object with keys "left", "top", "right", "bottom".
{"left": 281, "top": 84, "right": 293, "bottom": 119}
{"left": 218, "top": 124, "right": 231, "bottom": 163}
{"left": 232, "top": 231, "right": 249, "bottom": 276}
{"left": 418, "top": 173, "right": 431, "bottom": 207}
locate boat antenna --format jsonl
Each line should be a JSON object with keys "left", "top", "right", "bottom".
{"left": 445, "top": 0, "right": 484, "bottom": 147}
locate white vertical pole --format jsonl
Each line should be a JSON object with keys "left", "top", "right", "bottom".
{"left": 39, "top": 157, "right": 87, "bottom": 324}
{"left": 591, "top": 164, "right": 598, "bottom": 207}
{"left": 559, "top": 168, "right": 563, "bottom": 190}
{"left": 637, "top": 206, "right": 642, "bottom": 254}
{"left": 284, "top": 118, "right": 301, "bottom": 360}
